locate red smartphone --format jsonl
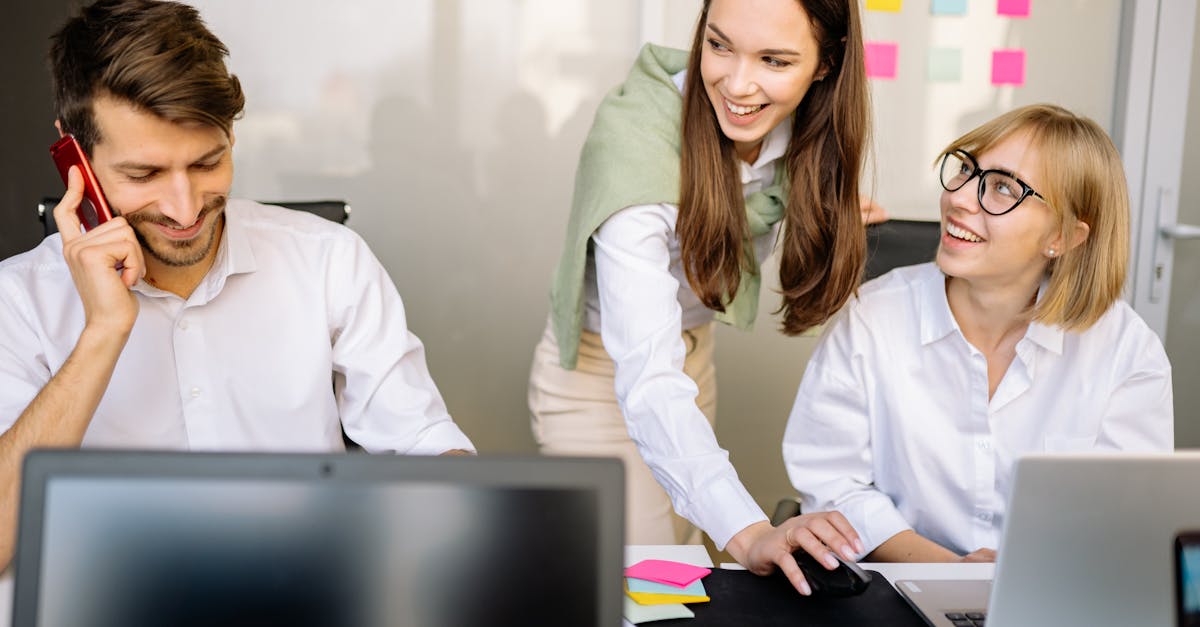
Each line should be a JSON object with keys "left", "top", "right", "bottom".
{"left": 50, "top": 134, "right": 113, "bottom": 232}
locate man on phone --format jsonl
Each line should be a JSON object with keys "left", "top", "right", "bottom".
{"left": 0, "top": 0, "right": 475, "bottom": 569}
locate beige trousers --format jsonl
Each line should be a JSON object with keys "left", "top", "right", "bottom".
{"left": 528, "top": 320, "right": 717, "bottom": 545}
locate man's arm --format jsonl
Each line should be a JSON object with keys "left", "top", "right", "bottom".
{"left": 0, "top": 328, "right": 130, "bottom": 568}
{"left": 0, "top": 168, "right": 144, "bottom": 569}
{"left": 329, "top": 230, "right": 474, "bottom": 455}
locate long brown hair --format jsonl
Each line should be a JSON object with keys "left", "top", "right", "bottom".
{"left": 678, "top": 0, "right": 869, "bottom": 335}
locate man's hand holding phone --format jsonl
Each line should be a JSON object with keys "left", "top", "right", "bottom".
{"left": 52, "top": 164, "right": 145, "bottom": 338}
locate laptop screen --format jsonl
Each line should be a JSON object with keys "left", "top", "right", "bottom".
{"left": 13, "top": 451, "right": 624, "bottom": 627}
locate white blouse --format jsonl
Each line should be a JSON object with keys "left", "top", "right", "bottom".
{"left": 784, "top": 263, "right": 1173, "bottom": 556}
{"left": 578, "top": 101, "right": 792, "bottom": 548}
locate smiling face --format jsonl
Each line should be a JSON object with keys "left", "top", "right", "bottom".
{"left": 88, "top": 94, "right": 234, "bottom": 271}
{"left": 936, "top": 130, "right": 1067, "bottom": 291}
{"left": 699, "top": 0, "right": 824, "bottom": 163}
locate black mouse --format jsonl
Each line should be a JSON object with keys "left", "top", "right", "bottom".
{"left": 791, "top": 549, "right": 872, "bottom": 597}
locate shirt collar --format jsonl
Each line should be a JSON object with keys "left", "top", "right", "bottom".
{"left": 218, "top": 200, "right": 257, "bottom": 278}
{"left": 1021, "top": 280, "right": 1064, "bottom": 355}
{"left": 752, "top": 115, "right": 793, "bottom": 167}
{"left": 919, "top": 264, "right": 1064, "bottom": 355}
{"left": 918, "top": 265, "right": 958, "bottom": 345}
{"left": 130, "top": 200, "right": 257, "bottom": 303}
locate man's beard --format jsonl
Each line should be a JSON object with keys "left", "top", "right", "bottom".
{"left": 126, "top": 196, "right": 227, "bottom": 267}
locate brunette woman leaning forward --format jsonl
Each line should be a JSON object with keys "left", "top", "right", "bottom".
{"left": 528, "top": 0, "right": 881, "bottom": 595}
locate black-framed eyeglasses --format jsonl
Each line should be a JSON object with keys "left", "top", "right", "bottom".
{"left": 938, "top": 149, "right": 1047, "bottom": 216}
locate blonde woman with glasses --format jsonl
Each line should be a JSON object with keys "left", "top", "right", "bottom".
{"left": 782, "top": 104, "right": 1173, "bottom": 563}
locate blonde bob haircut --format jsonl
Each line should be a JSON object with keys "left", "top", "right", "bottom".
{"left": 939, "top": 103, "right": 1128, "bottom": 331}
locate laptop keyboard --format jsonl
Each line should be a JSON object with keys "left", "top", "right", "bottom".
{"left": 945, "top": 611, "right": 986, "bottom": 626}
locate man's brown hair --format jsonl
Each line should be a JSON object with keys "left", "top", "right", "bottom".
{"left": 49, "top": 0, "right": 244, "bottom": 155}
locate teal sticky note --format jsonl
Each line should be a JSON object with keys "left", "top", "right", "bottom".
{"left": 931, "top": 0, "right": 967, "bottom": 14}
{"left": 627, "top": 577, "right": 707, "bottom": 597}
{"left": 623, "top": 597, "right": 694, "bottom": 624}
{"left": 928, "top": 48, "right": 963, "bottom": 82}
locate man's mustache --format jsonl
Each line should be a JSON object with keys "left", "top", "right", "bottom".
{"left": 123, "top": 196, "right": 227, "bottom": 228}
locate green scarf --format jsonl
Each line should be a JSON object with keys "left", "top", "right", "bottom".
{"left": 548, "top": 43, "right": 788, "bottom": 369}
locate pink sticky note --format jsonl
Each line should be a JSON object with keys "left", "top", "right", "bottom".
{"left": 997, "top": 0, "right": 1030, "bottom": 18}
{"left": 865, "top": 42, "right": 899, "bottom": 80}
{"left": 991, "top": 49, "right": 1026, "bottom": 86}
{"left": 624, "top": 560, "right": 712, "bottom": 588}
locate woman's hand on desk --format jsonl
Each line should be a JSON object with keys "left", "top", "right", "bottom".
{"left": 725, "top": 512, "right": 865, "bottom": 596}
{"left": 960, "top": 548, "right": 996, "bottom": 563}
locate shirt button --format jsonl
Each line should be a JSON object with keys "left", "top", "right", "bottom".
{"left": 179, "top": 320, "right": 189, "bottom": 330}
{"left": 977, "top": 512, "right": 992, "bottom": 522}
{"left": 190, "top": 387, "right": 201, "bottom": 398}
{"left": 977, "top": 440, "right": 991, "bottom": 450}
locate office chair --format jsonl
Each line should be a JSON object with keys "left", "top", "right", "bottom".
{"left": 37, "top": 198, "right": 351, "bottom": 236}
{"left": 864, "top": 219, "right": 942, "bottom": 281}
{"left": 772, "top": 219, "right": 940, "bottom": 528}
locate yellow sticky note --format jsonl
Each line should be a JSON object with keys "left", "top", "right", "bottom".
{"left": 626, "top": 590, "right": 711, "bottom": 605}
{"left": 866, "top": 0, "right": 903, "bottom": 11}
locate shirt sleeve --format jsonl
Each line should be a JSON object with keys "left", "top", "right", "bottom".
{"left": 592, "top": 204, "right": 766, "bottom": 549}
{"left": 1094, "top": 323, "right": 1174, "bottom": 452}
{"left": 782, "top": 306, "right": 911, "bottom": 557}
{"left": 328, "top": 233, "right": 474, "bottom": 455}
{"left": 0, "top": 274, "right": 53, "bottom": 437}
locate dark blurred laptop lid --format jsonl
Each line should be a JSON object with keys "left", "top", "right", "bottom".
{"left": 12, "top": 450, "right": 624, "bottom": 627}
{"left": 898, "top": 452, "right": 1200, "bottom": 627}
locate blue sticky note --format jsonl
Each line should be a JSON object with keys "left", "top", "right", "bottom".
{"left": 931, "top": 0, "right": 967, "bottom": 15}
{"left": 627, "top": 577, "right": 707, "bottom": 597}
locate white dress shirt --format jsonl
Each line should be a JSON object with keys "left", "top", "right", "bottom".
{"left": 579, "top": 96, "right": 792, "bottom": 548}
{"left": 0, "top": 200, "right": 473, "bottom": 455}
{"left": 784, "top": 263, "right": 1173, "bottom": 556}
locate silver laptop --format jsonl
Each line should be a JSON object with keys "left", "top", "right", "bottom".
{"left": 12, "top": 450, "right": 625, "bottom": 627}
{"left": 898, "top": 452, "right": 1200, "bottom": 627}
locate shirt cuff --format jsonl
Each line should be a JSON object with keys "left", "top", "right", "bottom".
{"left": 681, "top": 475, "right": 767, "bottom": 550}
{"left": 397, "top": 419, "right": 476, "bottom": 456}
{"left": 839, "top": 494, "right": 912, "bottom": 557}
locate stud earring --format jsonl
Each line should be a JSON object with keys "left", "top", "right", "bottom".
{"left": 1047, "top": 248, "right": 1057, "bottom": 257}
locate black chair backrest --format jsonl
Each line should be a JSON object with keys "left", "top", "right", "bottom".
{"left": 864, "top": 219, "right": 942, "bottom": 281}
{"left": 38, "top": 198, "right": 350, "bottom": 237}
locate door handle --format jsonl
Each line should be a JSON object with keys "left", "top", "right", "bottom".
{"left": 1161, "top": 223, "right": 1200, "bottom": 239}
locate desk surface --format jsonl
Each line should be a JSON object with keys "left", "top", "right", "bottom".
{"left": 624, "top": 546, "right": 993, "bottom": 627}
{"left": 0, "top": 546, "right": 993, "bottom": 627}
